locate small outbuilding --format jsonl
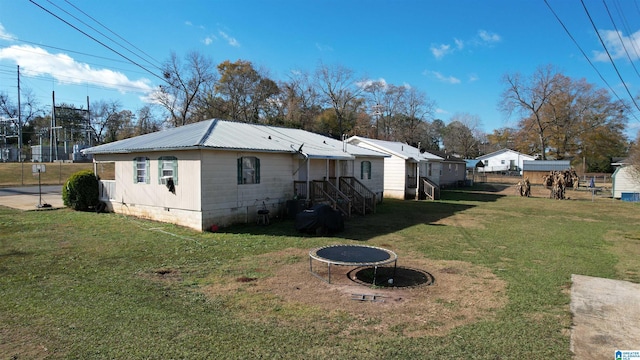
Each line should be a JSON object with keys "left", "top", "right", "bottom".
{"left": 611, "top": 161, "right": 640, "bottom": 200}
{"left": 522, "top": 160, "right": 572, "bottom": 184}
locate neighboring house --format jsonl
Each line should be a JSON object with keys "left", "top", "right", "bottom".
{"left": 346, "top": 136, "right": 443, "bottom": 200}
{"left": 522, "top": 160, "right": 571, "bottom": 184}
{"left": 611, "top": 159, "right": 640, "bottom": 199}
{"left": 477, "top": 149, "right": 536, "bottom": 175}
{"left": 83, "top": 119, "right": 388, "bottom": 232}
{"left": 424, "top": 150, "right": 468, "bottom": 188}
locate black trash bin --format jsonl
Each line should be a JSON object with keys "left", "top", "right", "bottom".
{"left": 295, "top": 204, "right": 344, "bottom": 235}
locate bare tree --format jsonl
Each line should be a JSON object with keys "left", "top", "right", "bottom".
{"left": 278, "top": 70, "right": 321, "bottom": 129}
{"left": 500, "top": 65, "right": 561, "bottom": 160}
{"left": 90, "top": 100, "right": 121, "bottom": 144}
{"left": 314, "top": 63, "right": 363, "bottom": 137}
{"left": 155, "top": 51, "right": 217, "bottom": 127}
{"left": 627, "top": 131, "right": 640, "bottom": 182}
{"left": 441, "top": 113, "right": 482, "bottom": 158}
{"left": 135, "top": 105, "right": 161, "bottom": 136}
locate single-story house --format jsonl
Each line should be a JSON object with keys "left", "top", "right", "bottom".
{"left": 423, "top": 150, "right": 467, "bottom": 189}
{"left": 611, "top": 159, "right": 640, "bottom": 199}
{"left": 522, "top": 160, "right": 571, "bottom": 184}
{"left": 477, "top": 149, "right": 536, "bottom": 175}
{"left": 83, "top": 119, "right": 388, "bottom": 231}
{"left": 345, "top": 136, "right": 443, "bottom": 200}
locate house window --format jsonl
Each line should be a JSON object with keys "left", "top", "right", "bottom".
{"left": 134, "top": 157, "right": 150, "bottom": 184}
{"left": 448, "top": 163, "right": 452, "bottom": 172}
{"left": 360, "top": 161, "right": 371, "bottom": 180}
{"left": 501, "top": 160, "right": 505, "bottom": 165}
{"left": 237, "top": 156, "right": 260, "bottom": 184}
{"left": 158, "top": 156, "right": 178, "bottom": 185}
{"left": 484, "top": 160, "right": 489, "bottom": 166}
{"left": 428, "top": 163, "right": 432, "bottom": 177}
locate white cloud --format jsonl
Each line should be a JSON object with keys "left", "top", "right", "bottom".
{"left": 426, "top": 70, "right": 461, "bottom": 84}
{"left": 435, "top": 108, "right": 449, "bottom": 115}
{"left": 185, "top": 21, "right": 193, "bottom": 26}
{"left": 0, "top": 23, "right": 16, "bottom": 41}
{"left": 478, "top": 30, "right": 501, "bottom": 43}
{"left": 315, "top": 42, "right": 334, "bottom": 52}
{"left": 0, "top": 45, "right": 153, "bottom": 94}
{"left": 430, "top": 44, "right": 452, "bottom": 59}
{"left": 454, "top": 38, "right": 464, "bottom": 50}
{"left": 593, "top": 29, "right": 640, "bottom": 62}
{"left": 357, "top": 77, "right": 388, "bottom": 90}
{"left": 203, "top": 35, "right": 215, "bottom": 45}
{"left": 468, "top": 73, "right": 479, "bottom": 82}
{"left": 219, "top": 31, "right": 240, "bottom": 47}
{"left": 431, "top": 29, "right": 501, "bottom": 59}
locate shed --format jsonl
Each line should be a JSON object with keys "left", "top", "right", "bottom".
{"left": 522, "top": 160, "right": 571, "bottom": 184}
{"left": 612, "top": 165, "right": 640, "bottom": 199}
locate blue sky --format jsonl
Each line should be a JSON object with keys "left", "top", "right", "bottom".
{"left": 2, "top": 0, "right": 640, "bottom": 139}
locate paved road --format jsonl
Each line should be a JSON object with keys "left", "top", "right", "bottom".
{"left": 0, "top": 186, "right": 64, "bottom": 210}
{"left": 0, "top": 185, "right": 62, "bottom": 196}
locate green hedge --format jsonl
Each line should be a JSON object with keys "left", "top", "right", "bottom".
{"left": 62, "top": 169, "right": 99, "bottom": 211}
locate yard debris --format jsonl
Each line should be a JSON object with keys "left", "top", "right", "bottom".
{"left": 351, "top": 294, "right": 386, "bottom": 302}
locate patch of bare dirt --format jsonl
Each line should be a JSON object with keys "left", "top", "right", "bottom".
{"left": 201, "top": 248, "right": 507, "bottom": 338}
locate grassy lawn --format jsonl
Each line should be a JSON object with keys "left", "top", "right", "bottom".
{"left": 0, "top": 163, "right": 94, "bottom": 187}
{"left": 1, "top": 187, "right": 639, "bottom": 359}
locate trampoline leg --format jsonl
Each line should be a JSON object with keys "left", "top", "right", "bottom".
{"left": 373, "top": 266, "right": 378, "bottom": 286}
{"left": 328, "top": 263, "right": 331, "bottom": 283}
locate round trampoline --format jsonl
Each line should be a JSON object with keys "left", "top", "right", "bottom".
{"left": 309, "top": 244, "right": 397, "bottom": 285}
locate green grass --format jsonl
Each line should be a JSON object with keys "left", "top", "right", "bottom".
{"left": 1, "top": 189, "right": 639, "bottom": 359}
{"left": 0, "top": 163, "right": 94, "bottom": 186}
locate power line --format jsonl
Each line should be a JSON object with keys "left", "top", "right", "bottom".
{"left": 543, "top": 0, "right": 640, "bottom": 122}
{"left": 602, "top": 0, "right": 640, "bottom": 79}
{"left": 43, "top": 0, "right": 163, "bottom": 72}
{"left": 28, "top": 0, "right": 168, "bottom": 85}
{"left": 581, "top": 0, "right": 640, "bottom": 113}
{"left": 63, "top": 0, "right": 163, "bottom": 69}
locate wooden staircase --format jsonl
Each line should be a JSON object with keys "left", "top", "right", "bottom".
{"left": 419, "top": 177, "right": 440, "bottom": 200}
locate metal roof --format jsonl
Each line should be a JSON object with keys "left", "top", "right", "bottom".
{"left": 476, "top": 148, "right": 535, "bottom": 160}
{"left": 522, "top": 160, "right": 571, "bottom": 171}
{"left": 465, "top": 159, "right": 484, "bottom": 168}
{"left": 83, "top": 119, "right": 388, "bottom": 160}
{"left": 346, "top": 136, "right": 442, "bottom": 162}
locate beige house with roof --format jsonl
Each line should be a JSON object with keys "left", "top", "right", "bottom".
{"left": 83, "top": 119, "right": 387, "bottom": 231}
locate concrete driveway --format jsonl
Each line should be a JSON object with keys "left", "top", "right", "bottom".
{"left": 0, "top": 185, "right": 65, "bottom": 210}
{"left": 571, "top": 274, "right": 640, "bottom": 359}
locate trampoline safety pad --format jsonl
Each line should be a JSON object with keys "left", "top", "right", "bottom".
{"left": 309, "top": 244, "right": 397, "bottom": 285}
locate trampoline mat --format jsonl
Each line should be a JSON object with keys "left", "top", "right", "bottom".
{"left": 315, "top": 245, "right": 392, "bottom": 264}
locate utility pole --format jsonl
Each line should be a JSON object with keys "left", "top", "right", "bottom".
{"left": 17, "top": 65, "right": 22, "bottom": 162}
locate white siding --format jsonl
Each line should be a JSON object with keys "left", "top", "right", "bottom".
{"left": 93, "top": 151, "right": 204, "bottom": 231}
{"left": 354, "top": 157, "right": 385, "bottom": 199}
{"left": 200, "top": 150, "right": 294, "bottom": 227}
{"left": 479, "top": 150, "right": 535, "bottom": 173}
{"left": 613, "top": 166, "right": 640, "bottom": 198}
{"left": 384, "top": 156, "right": 407, "bottom": 199}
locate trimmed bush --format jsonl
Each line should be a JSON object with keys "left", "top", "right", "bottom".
{"left": 63, "top": 169, "right": 99, "bottom": 211}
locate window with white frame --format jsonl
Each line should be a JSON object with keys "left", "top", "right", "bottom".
{"left": 158, "top": 156, "right": 178, "bottom": 185}
{"left": 237, "top": 156, "right": 260, "bottom": 184}
{"left": 134, "top": 157, "right": 150, "bottom": 184}
{"left": 360, "top": 161, "right": 371, "bottom": 180}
